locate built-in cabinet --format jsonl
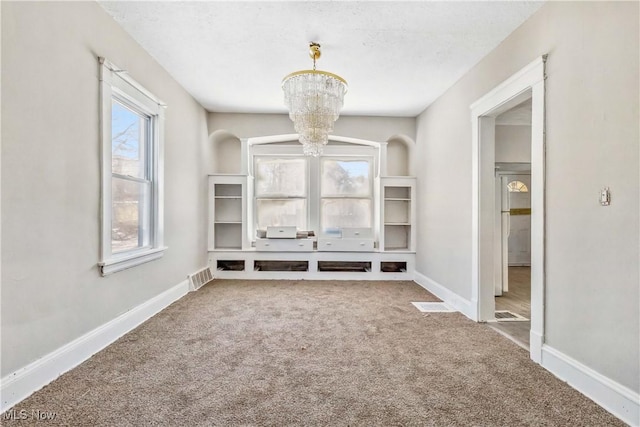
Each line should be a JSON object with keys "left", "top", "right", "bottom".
{"left": 381, "top": 177, "right": 416, "bottom": 252}
{"left": 208, "top": 173, "right": 416, "bottom": 279}
{"left": 208, "top": 175, "right": 247, "bottom": 251}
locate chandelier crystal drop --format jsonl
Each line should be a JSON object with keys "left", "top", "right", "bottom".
{"left": 282, "top": 42, "right": 348, "bottom": 157}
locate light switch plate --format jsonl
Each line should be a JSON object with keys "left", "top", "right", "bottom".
{"left": 600, "top": 187, "right": 611, "bottom": 206}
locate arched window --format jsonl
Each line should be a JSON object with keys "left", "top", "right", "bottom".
{"left": 507, "top": 180, "right": 528, "bottom": 192}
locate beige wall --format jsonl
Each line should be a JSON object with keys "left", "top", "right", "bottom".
{"left": 1, "top": 2, "right": 210, "bottom": 376}
{"left": 208, "top": 113, "right": 416, "bottom": 142}
{"left": 495, "top": 125, "right": 531, "bottom": 163}
{"left": 207, "top": 113, "right": 416, "bottom": 175}
{"left": 415, "top": 1, "right": 639, "bottom": 392}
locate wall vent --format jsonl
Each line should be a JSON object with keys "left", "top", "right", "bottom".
{"left": 494, "top": 310, "right": 528, "bottom": 321}
{"left": 188, "top": 267, "right": 214, "bottom": 291}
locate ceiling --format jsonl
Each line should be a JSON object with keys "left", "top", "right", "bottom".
{"left": 496, "top": 98, "right": 532, "bottom": 126}
{"left": 98, "top": 1, "right": 544, "bottom": 117}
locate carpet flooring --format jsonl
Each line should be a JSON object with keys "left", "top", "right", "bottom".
{"left": 2, "top": 280, "right": 624, "bottom": 426}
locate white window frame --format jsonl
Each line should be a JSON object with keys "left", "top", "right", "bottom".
{"left": 319, "top": 155, "right": 374, "bottom": 236}
{"left": 98, "top": 58, "right": 166, "bottom": 276}
{"left": 248, "top": 141, "right": 378, "bottom": 242}
{"left": 253, "top": 154, "right": 309, "bottom": 233}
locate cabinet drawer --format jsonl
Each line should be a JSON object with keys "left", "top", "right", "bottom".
{"left": 255, "top": 238, "right": 313, "bottom": 252}
{"left": 317, "top": 239, "right": 374, "bottom": 252}
{"left": 266, "top": 226, "right": 297, "bottom": 239}
{"left": 341, "top": 227, "right": 373, "bottom": 239}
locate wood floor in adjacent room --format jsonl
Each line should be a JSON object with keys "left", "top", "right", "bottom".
{"left": 2, "top": 279, "right": 622, "bottom": 426}
{"left": 491, "top": 266, "right": 531, "bottom": 348}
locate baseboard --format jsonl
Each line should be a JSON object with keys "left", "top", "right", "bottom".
{"left": 529, "top": 330, "right": 543, "bottom": 364}
{"left": 0, "top": 279, "right": 190, "bottom": 413}
{"left": 541, "top": 345, "right": 640, "bottom": 426}
{"left": 413, "top": 271, "right": 475, "bottom": 320}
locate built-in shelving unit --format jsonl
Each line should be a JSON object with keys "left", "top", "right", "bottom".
{"left": 207, "top": 173, "right": 416, "bottom": 280}
{"left": 209, "top": 250, "right": 415, "bottom": 280}
{"left": 381, "top": 177, "right": 416, "bottom": 252}
{"left": 209, "top": 175, "right": 247, "bottom": 251}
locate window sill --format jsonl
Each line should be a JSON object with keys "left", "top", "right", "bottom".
{"left": 98, "top": 246, "right": 167, "bottom": 276}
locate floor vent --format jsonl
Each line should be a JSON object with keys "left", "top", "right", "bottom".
{"left": 412, "top": 302, "right": 456, "bottom": 313}
{"left": 188, "top": 267, "right": 213, "bottom": 291}
{"left": 495, "top": 310, "right": 528, "bottom": 321}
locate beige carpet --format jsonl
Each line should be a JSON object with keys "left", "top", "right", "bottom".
{"left": 2, "top": 280, "right": 623, "bottom": 426}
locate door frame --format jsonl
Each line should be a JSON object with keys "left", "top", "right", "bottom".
{"left": 495, "top": 170, "right": 532, "bottom": 292}
{"left": 470, "top": 56, "right": 546, "bottom": 363}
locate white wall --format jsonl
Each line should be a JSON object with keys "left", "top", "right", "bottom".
{"left": 495, "top": 125, "right": 531, "bottom": 163}
{"left": 1, "top": 2, "right": 210, "bottom": 376}
{"left": 415, "top": 1, "right": 639, "bottom": 393}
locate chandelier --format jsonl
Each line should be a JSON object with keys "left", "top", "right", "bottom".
{"left": 282, "top": 42, "right": 348, "bottom": 156}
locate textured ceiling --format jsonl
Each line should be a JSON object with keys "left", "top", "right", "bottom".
{"left": 98, "top": 1, "right": 544, "bottom": 117}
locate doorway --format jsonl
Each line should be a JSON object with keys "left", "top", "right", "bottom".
{"left": 470, "top": 56, "right": 546, "bottom": 363}
{"left": 493, "top": 167, "right": 532, "bottom": 348}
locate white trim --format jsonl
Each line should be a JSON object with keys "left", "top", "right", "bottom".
{"left": 98, "top": 57, "right": 166, "bottom": 275}
{"left": 529, "top": 329, "right": 543, "bottom": 364}
{"left": 413, "top": 271, "right": 475, "bottom": 320}
{"left": 0, "top": 280, "right": 189, "bottom": 413}
{"left": 98, "top": 246, "right": 167, "bottom": 276}
{"left": 470, "top": 56, "right": 545, "bottom": 111}
{"left": 246, "top": 140, "right": 382, "bottom": 244}
{"left": 99, "top": 58, "right": 166, "bottom": 107}
{"left": 210, "top": 250, "right": 415, "bottom": 281}
{"left": 541, "top": 345, "right": 640, "bottom": 426}
{"left": 247, "top": 133, "right": 383, "bottom": 149}
{"left": 470, "top": 56, "right": 546, "bottom": 366}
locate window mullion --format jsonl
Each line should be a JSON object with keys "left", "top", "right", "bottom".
{"left": 112, "top": 173, "right": 151, "bottom": 185}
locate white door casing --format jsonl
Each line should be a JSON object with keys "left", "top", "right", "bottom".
{"left": 470, "top": 55, "right": 546, "bottom": 364}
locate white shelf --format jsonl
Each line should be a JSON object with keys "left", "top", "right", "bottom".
{"left": 209, "top": 176, "right": 247, "bottom": 251}
{"left": 381, "top": 177, "right": 415, "bottom": 252}
{"left": 384, "top": 199, "right": 410, "bottom": 224}
{"left": 384, "top": 186, "right": 410, "bottom": 199}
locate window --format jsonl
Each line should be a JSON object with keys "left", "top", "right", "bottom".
{"left": 507, "top": 180, "right": 529, "bottom": 192}
{"left": 111, "top": 100, "right": 151, "bottom": 253}
{"left": 98, "top": 58, "right": 166, "bottom": 275}
{"left": 249, "top": 143, "right": 376, "bottom": 240}
{"left": 320, "top": 158, "right": 372, "bottom": 235}
{"left": 254, "top": 157, "right": 308, "bottom": 230}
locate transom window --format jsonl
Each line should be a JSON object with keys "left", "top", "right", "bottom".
{"left": 507, "top": 180, "right": 529, "bottom": 192}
